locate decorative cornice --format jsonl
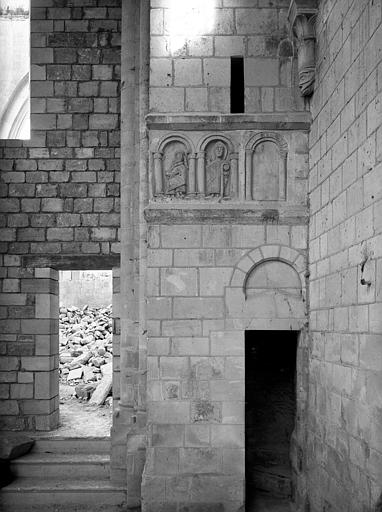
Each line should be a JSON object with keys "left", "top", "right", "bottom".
{"left": 146, "top": 113, "right": 312, "bottom": 131}
{"left": 144, "top": 206, "right": 308, "bottom": 225}
{"left": 288, "top": 0, "right": 318, "bottom": 97}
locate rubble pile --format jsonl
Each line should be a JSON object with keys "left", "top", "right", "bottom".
{"left": 59, "top": 305, "right": 113, "bottom": 405}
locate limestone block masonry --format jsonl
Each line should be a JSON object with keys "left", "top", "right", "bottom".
{"left": 141, "top": 2, "right": 310, "bottom": 506}
{"left": 142, "top": 221, "right": 308, "bottom": 511}
{"left": 0, "top": 1, "right": 381, "bottom": 512}
{"left": 306, "top": 0, "right": 382, "bottom": 510}
{"left": 0, "top": 0, "right": 121, "bottom": 431}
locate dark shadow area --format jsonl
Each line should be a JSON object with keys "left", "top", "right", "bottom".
{"left": 245, "top": 330, "right": 298, "bottom": 510}
{"left": 231, "top": 56, "right": 245, "bottom": 113}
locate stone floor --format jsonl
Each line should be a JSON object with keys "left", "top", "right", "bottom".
{"left": 34, "top": 385, "right": 112, "bottom": 438}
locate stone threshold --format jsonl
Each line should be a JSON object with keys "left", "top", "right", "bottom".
{"left": 146, "top": 112, "right": 312, "bottom": 131}
{"left": 144, "top": 205, "right": 308, "bottom": 224}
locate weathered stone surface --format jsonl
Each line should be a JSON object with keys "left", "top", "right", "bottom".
{"left": 0, "top": 432, "right": 34, "bottom": 460}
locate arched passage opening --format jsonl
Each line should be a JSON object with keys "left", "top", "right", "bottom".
{"left": 225, "top": 249, "right": 307, "bottom": 510}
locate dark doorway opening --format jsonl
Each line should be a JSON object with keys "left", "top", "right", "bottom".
{"left": 245, "top": 330, "right": 298, "bottom": 508}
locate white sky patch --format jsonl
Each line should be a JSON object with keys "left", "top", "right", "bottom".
{"left": 0, "top": 0, "right": 29, "bottom": 11}
{"left": 167, "top": 0, "right": 216, "bottom": 53}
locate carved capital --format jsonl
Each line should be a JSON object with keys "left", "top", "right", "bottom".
{"left": 288, "top": 0, "right": 318, "bottom": 97}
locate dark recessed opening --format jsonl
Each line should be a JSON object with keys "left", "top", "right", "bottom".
{"left": 245, "top": 330, "right": 298, "bottom": 507}
{"left": 230, "top": 56, "right": 244, "bottom": 113}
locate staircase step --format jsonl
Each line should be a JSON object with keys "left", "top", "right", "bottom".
{"left": 31, "top": 436, "right": 110, "bottom": 455}
{"left": 10, "top": 453, "right": 110, "bottom": 480}
{"left": 0, "top": 479, "right": 127, "bottom": 511}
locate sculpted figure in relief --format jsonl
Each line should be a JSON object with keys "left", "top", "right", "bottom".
{"left": 165, "top": 150, "right": 188, "bottom": 196}
{"left": 206, "top": 141, "right": 231, "bottom": 198}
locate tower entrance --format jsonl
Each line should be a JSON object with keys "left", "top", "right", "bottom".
{"left": 245, "top": 330, "right": 298, "bottom": 508}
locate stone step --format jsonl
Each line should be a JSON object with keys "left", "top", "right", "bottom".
{"left": 0, "top": 479, "right": 127, "bottom": 512}
{"left": 31, "top": 436, "right": 110, "bottom": 455}
{"left": 249, "top": 465, "right": 292, "bottom": 498}
{"left": 10, "top": 453, "right": 110, "bottom": 480}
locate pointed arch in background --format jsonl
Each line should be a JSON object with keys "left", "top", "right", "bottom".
{"left": 0, "top": 3, "right": 30, "bottom": 140}
{"left": 0, "top": 73, "right": 30, "bottom": 139}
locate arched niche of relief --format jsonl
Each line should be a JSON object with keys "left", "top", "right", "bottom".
{"left": 197, "top": 134, "right": 238, "bottom": 199}
{"left": 245, "top": 133, "right": 288, "bottom": 201}
{"left": 152, "top": 134, "right": 195, "bottom": 198}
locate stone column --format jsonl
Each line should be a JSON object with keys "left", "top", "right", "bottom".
{"left": 230, "top": 152, "right": 239, "bottom": 199}
{"left": 188, "top": 153, "right": 197, "bottom": 195}
{"left": 153, "top": 152, "right": 163, "bottom": 196}
{"left": 197, "top": 151, "right": 205, "bottom": 195}
{"left": 111, "top": 0, "right": 141, "bottom": 490}
{"left": 279, "top": 150, "right": 288, "bottom": 200}
{"left": 245, "top": 149, "right": 252, "bottom": 200}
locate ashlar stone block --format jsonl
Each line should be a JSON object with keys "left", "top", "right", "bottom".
{"left": 150, "top": 58, "right": 173, "bottom": 87}
{"left": 173, "top": 298, "right": 224, "bottom": 319}
{"left": 179, "top": 448, "right": 221, "bottom": 473}
{"left": 185, "top": 424, "right": 210, "bottom": 447}
{"left": 149, "top": 401, "right": 190, "bottom": 424}
{"left": 150, "top": 87, "right": 185, "bottom": 113}
{"left": 161, "top": 268, "right": 198, "bottom": 296}
{"left": 199, "top": 268, "right": 232, "bottom": 296}
{"left": 185, "top": 88, "right": 208, "bottom": 112}
{"left": 210, "top": 331, "right": 244, "bottom": 356}
{"left": 204, "top": 58, "right": 230, "bottom": 86}
{"left": 174, "top": 60, "right": 202, "bottom": 86}
{"left": 245, "top": 58, "right": 279, "bottom": 86}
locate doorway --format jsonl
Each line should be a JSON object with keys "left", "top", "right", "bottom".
{"left": 245, "top": 330, "right": 298, "bottom": 507}
{"left": 57, "top": 270, "right": 113, "bottom": 437}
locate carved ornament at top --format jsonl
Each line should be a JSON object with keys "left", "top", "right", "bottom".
{"left": 288, "top": 0, "right": 318, "bottom": 97}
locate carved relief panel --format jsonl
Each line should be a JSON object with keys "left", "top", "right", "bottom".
{"left": 150, "top": 129, "right": 298, "bottom": 203}
{"left": 152, "top": 134, "right": 239, "bottom": 200}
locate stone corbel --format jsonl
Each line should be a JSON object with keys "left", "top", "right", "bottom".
{"left": 288, "top": 0, "right": 318, "bottom": 97}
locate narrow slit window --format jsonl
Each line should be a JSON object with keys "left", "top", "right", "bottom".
{"left": 0, "top": 0, "right": 30, "bottom": 139}
{"left": 230, "top": 56, "right": 244, "bottom": 114}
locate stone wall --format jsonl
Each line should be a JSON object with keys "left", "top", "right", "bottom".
{"left": 0, "top": 0, "right": 121, "bottom": 431}
{"left": 59, "top": 270, "right": 112, "bottom": 307}
{"left": 142, "top": 1, "right": 311, "bottom": 508}
{"left": 149, "top": 0, "right": 305, "bottom": 114}
{"left": 307, "top": 0, "right": 382, "bottom": 509}
{"left": 142, "top": 220, "right": 308, "bottom": 511}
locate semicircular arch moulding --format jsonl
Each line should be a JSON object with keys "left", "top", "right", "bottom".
{"left": 157, "top": 133, "right": 195, "bottom": 155}
{"left": 244, "top": 132, "right": 289, "bottom": 202}
{"left": 198, "top": 133, "right": 235, "bottom": 153}
{"left": 151, "top": 134, "right": 195, "bottom": 198}
{"left": 226, "top": 244, "right": 307, "bottom": 330}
